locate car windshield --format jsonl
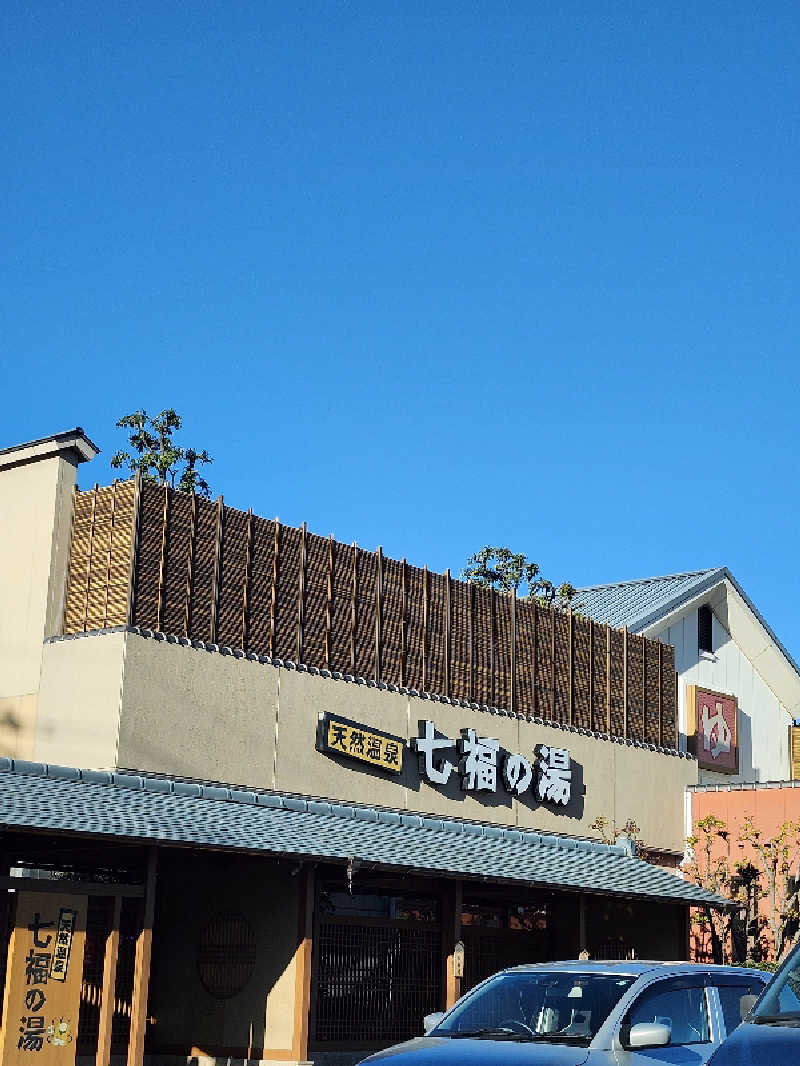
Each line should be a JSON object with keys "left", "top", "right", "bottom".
{"left": 432, "top": 971, "right": 637, "bottom": 1043}
{"left": 751, "top": 947, "right": 800, "bottom": 1026}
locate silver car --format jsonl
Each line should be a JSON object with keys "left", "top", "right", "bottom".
{"left": 359, "top": 961, "right": 768, "bottom": 1066}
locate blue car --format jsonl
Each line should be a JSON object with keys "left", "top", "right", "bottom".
{"left": 706, "top": 941, "right": 800, "bottom": 1065}
{"left": 359, "top": 961, "right": 767, "bottom": 1066}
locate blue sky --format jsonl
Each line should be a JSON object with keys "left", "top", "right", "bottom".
{"left": 3, "top": 3, "right": 800, "bottom": 659}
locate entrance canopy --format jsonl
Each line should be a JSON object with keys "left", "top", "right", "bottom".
{"left": 0, "top": 759, "right": 725, "bottom": 908}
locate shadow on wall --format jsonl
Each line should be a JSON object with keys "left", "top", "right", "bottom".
{"left": 148, "top": 851, "right": 301, "bottom": 1060}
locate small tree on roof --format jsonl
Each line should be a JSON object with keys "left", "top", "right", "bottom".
{"left": 461, "top": 545, "right": 576, "bottom": 608}
{"left": 111, "top": 409, "right": 213, "bottom": 497}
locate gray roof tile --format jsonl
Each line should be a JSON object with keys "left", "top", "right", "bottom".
{"left": 0, "top": 760, "right": 726, "bottom": 908}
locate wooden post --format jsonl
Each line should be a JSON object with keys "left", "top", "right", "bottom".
{"left": 510, "top": 592, "right": 516, "bottom": 716}
{"left": 156, "top": 483, "right": 170, "bottom": 632}
{"left": 623, "top": 625, "right": 628, "bottom": 739}
{"left": 127, "top": 848, "right": 158, "bottom": 1066}
{"left": 325, "top": 536, "right": 334, "bottom": 669}
{"left": 589, "top": 621, "right": 594, "bottom": 731}
{"left": 468, "top": 582, "right": 475, "bottom": 702}
{"left": 422, "top": 566, "right": 429, "bottom": 691}
{"left": 292, "top": 866, "right": 316, "bottom": 1063}
{"left": 96, "top": 895, "right": 122, "bottom": 1066}
{"left": 126, "top": 471, "right": 143, "bottom": 628}
{"left": 658, "top": 643, "right": 664, "bottom": 746}
{"left": 445, "top": 879, "right": 463, "bottom": 1009}
{"left": 605, "top": 624, "right": 611, "bottom": 734}
{"left": 183, "top": 491, "right": 196, "bottom": 636}
{"left": 242, "top": 509, "right": 253, "bottom": 650}
{"left": 568, "top": 609, "right": 574, "bottom": 726}
{"left": 550, "top": 607, "right": 556, "bottom": 721}
{"left": 532, "top": 603, "right": 538, "bottom": 717}
{"left": 83, "top": 485, "right": 99, "bottom": 632}
{"left": 102, "top": 480, "right": 119, "bottom": 628}
{"left": 400, "top": 559, "right": 407, "bottom": 687}
{"left": 642, "top": 637, "right": 648, "bottom": 740}
{"left": 270, "top": 520, "right": 280, "bottom": 657}
{"left": 445, "top": 569, "right": 452, "bottom": 699}
{"left": 350, "top": 543, "right": 358, "bottom": 674}
{"left": 375, "top": 547, "right": 383, "bottom": 683}
{"left": 209, "top": 496, "right": 224, "bottom": 643}
{"left": 297, "top": 521, "right": 307, "bottom": 663}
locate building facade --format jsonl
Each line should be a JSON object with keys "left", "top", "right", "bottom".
{"left": 0, "top": 431, "right": 726, "bottom": 1066}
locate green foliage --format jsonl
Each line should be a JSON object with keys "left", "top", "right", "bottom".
{"left": 461, "top": 545, "right": 576, "bottom": 608}
{"left": 111, "top": 409, "right": 213, "bottom": 498}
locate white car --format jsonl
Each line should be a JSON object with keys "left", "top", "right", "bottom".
{"left": 359, "top": 960, "right": 768, "bottom": 1066}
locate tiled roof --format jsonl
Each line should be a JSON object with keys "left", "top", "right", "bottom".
{"left": 0, "top": 759, "right": 726, "bottom": 908}
{"left": 574, "top": 570, "right": 724, "bottom": 630}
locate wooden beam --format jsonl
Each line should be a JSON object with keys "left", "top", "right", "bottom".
{"left": 469, "top": 582, "right": 475, "bottom": 702}
{"left": 291, "top": 866, "right": 315, "bottom": 1062}
{"left": 550, "top": 607, "right": 556, "bottom": 721}
{"left": 589, "top": 621, "right": 594, "bottom": 731}
{"left": 0, "top": 877, "right": 143, "bottom": 898}
{"left": 96, "top": 895, "right": 122, "bottom": 1066}
{"left": 658, "top": 642, "right": 664, "bottom": 747}
{"left": 209, "top": 496, "right": 224, "bottom": 643}
{"left": 126, "top": 847, "right": 158, "bottom": 1066}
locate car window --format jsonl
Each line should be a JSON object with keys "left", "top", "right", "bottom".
{"left": 714, "top": 979, "right": 767, "bottom": 1035}
{"left": 627, "top": 979, "right": 710, "bottom": 1045}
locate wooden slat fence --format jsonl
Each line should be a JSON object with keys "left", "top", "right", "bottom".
{"left": 62, "top": 479, "right": 678, "bottom": 748}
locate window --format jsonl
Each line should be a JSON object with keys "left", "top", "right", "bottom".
{"left": 627, "top": 979, "right": 709, "bottom": 1045}
{"left": 698, "top": 605, "right": 713, "bottom": 654}
{"left": 715, "top": 979, "right": 766, "bottom": 1035}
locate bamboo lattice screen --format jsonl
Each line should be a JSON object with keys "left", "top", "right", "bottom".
{"left": 62, "top": 479, "right": 678, "bottom": 748}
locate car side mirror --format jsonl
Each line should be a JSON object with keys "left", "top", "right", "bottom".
{"left": 423, "top": 1012, "right": 445, "bottom": 1035}
{"left": 627, "top": 1022, "right": 671, "bottom": 1049}
{"left": 740, "top": 994, "right": 758, "bottom": 1021}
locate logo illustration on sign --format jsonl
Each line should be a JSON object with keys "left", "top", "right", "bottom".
{"left": 688, "top": 685, "right": 738, "bottom": 773}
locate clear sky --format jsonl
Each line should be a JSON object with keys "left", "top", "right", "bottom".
{"left": 3, "top": 3, "right": 799, "bottom": 660}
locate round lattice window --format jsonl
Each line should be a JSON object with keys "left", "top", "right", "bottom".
{"left": 197, "top": 912, "right": 257, "bottom": 999}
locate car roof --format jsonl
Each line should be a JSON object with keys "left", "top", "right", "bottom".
{"left": 499, "top": 960, "right": 767, "bottom": 978}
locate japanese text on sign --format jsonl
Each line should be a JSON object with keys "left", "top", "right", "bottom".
{"left": 317, "top": 714, "right": 404, "bottom": 774}
{"left": 413, "top": 721, "right": 573, "bottom": 807}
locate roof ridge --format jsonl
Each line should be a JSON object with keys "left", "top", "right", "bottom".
{"left": 576, "top": 569, "right": 720, "bottom": 594}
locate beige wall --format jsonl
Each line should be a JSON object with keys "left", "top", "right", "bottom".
{"left": 42, "top": 630, "right": 697, "bottom": 853}
{"left": 0, "top": 451, "right": 80, "bottom": 757}
{"left": 149, "top": 852, "right": 301, "bottom": 1057}
{"left": 35, "top": 633, "right": 125, "bottom": 768}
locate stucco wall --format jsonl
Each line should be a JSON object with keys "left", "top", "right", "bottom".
{"left": 0, "top": 453, "right": 79, "bottom": 758}
{"left": 101, "top": 631, "right": 696, "bottom": 853}
{"left": 656, "top": 609, "right": 791, "bottom": 783}
{"left": 148, "top": 852, "right": 301, "bottom": 1057}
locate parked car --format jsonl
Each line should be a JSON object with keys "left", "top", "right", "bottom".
{"left": 358, "top": 960, "right": 768, "bottom": 1066}
{"left": 706, "top": 940, "right": 800, "bottom": 1065}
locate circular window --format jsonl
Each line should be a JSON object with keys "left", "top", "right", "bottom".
{"left": 197, "top": 912, "right": 257, "bottom": 999}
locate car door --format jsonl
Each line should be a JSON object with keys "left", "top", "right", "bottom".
{"left": 614, "top": 975, "right": 715, "bottom": 1066}
{"left": 708, "top": 975, "right": 767, "bottom": 1039}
